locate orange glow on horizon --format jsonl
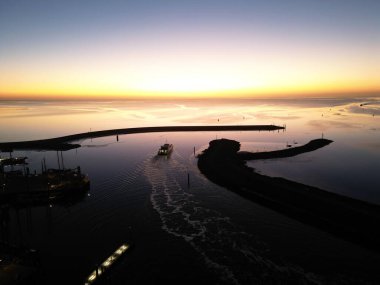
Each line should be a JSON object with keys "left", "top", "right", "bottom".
{"left": 1, "top": 82, "right": 379, "bottom": 100}
{"left": 2, "top": 0, "right": 379, "bottom": 101}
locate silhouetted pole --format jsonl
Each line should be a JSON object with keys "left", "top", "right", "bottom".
{"left": 60, "top": 151, "right": 65, "bottom": 170}
{"left": 193, "top": 147, "right": 195, "bottom": 156}
{"left": 56, "top": 151, "right": 61, "bottom": 170}
{"left": 117, "top": 135, "right": 119, "bottom": 142}
{"left": 187, "top": 173, "right": 190, "bottom": 187}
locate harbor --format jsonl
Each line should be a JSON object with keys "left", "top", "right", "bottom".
{"left": 0, "top": 99, "right": 379, "bottom": 284}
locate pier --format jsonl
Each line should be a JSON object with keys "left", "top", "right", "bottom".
{"left": 84, "top": 243, "right": 131, "bottom": 285}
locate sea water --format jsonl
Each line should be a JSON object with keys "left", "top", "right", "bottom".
{"left": 1, "top": 97, "right": 380, "bottom": 284}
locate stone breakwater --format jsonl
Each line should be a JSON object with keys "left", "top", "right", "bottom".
{"left": 198, "top": 138, "right": 380, "bottom": 252}
{"left": 0, "top": 125, "right": 283, "bottom": 151}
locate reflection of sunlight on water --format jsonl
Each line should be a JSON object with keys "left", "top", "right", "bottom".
{"left": 1, "top": 97, "right": 379, "bottom": 141}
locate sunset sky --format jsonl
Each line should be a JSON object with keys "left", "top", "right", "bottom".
{"left": 1, "top": 0, "right": 379, "bottom": 99}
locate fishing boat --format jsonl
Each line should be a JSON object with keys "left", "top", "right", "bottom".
{"left": 0, "top": 156, "right": 27, "bottom": 166}
{"left": 0, "top": 167, "right": 90, "bottom": 205}
{"left": 157, "top": 143, "right": 173, "bottom": 155}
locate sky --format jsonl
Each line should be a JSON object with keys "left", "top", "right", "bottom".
{"left": 0, "top": 0, "right": 379, "bottom": 99}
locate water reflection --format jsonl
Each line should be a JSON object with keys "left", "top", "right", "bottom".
{"left": 0, "top": 97, "right": 380, "bottom": 283}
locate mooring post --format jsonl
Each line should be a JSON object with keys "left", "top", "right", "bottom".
{"left": 43, "top": 157, "right": 47, "bottom": 172}
{"left": 60, "top": 151, "right": 65, "bottom": 170}
{"left": 187, "top": 172, "right": 190, "bottom": 187}
{"left": 56, "top": 151, "right": 61, "bottom": 170}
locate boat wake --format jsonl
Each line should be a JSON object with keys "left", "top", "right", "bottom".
{"left": 143, "top": 152, "right": 322, "bottom": 285}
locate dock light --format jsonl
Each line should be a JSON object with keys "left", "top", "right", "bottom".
{"left": 88, "top": 274, "right": 96, "bottom": 281}
{"left": 84, "top": 243, "right": 130, "bottom": 285}
{"left": 102, "top": 257, "right": 113, "bottom": 267}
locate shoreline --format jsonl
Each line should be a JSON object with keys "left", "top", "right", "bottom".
{"left": 0, "top": 125, "right": 284, "bottom": 151}
{"left": 197, "top": 138, "right": 380, "bottom": 252}
{"left": 238, "top": 138, "right": 333, "bottom": 160}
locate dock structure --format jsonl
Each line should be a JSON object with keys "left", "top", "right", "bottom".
{"left": 0, "top": 125, "right": 284, "bottom": 151}
{"left": 84, "top": 243, "right": 130, "bottom": 285}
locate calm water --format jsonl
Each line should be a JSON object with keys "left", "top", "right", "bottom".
{"left": 1, "top": 97, "right": 380, "bottom": 284}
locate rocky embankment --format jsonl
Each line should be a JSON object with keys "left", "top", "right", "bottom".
{"left": 0, "top": 125, "right": 283, "bottom": 151}
{"left": 198, "top": 138, "right": 380, "bottom": 252}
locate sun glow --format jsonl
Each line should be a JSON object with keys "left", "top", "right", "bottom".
{"left": 1, "top": 57, "right": 379, "bottom": 99}
{"left": 1, "top": 0, "right": 379, "bottom": 99}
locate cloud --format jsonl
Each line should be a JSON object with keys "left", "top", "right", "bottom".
{"left": 0, "top": 108, "right": 99, "bottom": 118}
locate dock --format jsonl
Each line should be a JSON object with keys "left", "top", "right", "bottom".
{"left": 84, "top": 243, "right": 131, "bottom": 285}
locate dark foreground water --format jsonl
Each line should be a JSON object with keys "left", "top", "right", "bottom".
{"left": 2, "top": 131, "right": 380, "bottom": 284}
{"left": 1, "top": 98, "right": 380, "bottom": 284}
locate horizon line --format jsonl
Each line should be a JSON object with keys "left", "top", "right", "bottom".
{"left": 1, "top": 90, "right": 379, "bottom": 101}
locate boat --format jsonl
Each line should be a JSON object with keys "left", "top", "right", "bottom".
{"left": 84, "top": 243, "right": 131, "bottom": 285}
{"left": 0, "top": 156, "right": 27, "bottom": 166}
{"left": 0, "top": 167, "right": 90, "bottom": 205}
{"left": 157, "top": 143, "right": 173, "bottom": 155}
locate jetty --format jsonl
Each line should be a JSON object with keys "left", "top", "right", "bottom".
{"left": 198, "top": 138, "right": 380, "bottom": 252}
{"left": 84, "top": 243, "right": 131, "bottom": 285}
{"left": 0, "top": 125, "right": 283, "bottom": 151}
{"left": 238, "top": 138, "right": 333, "bottom": 160}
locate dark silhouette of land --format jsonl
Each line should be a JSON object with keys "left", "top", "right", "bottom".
{"left": 0, "top": 125, "right": 283, "bottom": 151}
{"left": 239, "top": 138, "right": 333, "bottom": 160}
{"left": 198, "top": 138, "right": 380, "bottom": 252}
